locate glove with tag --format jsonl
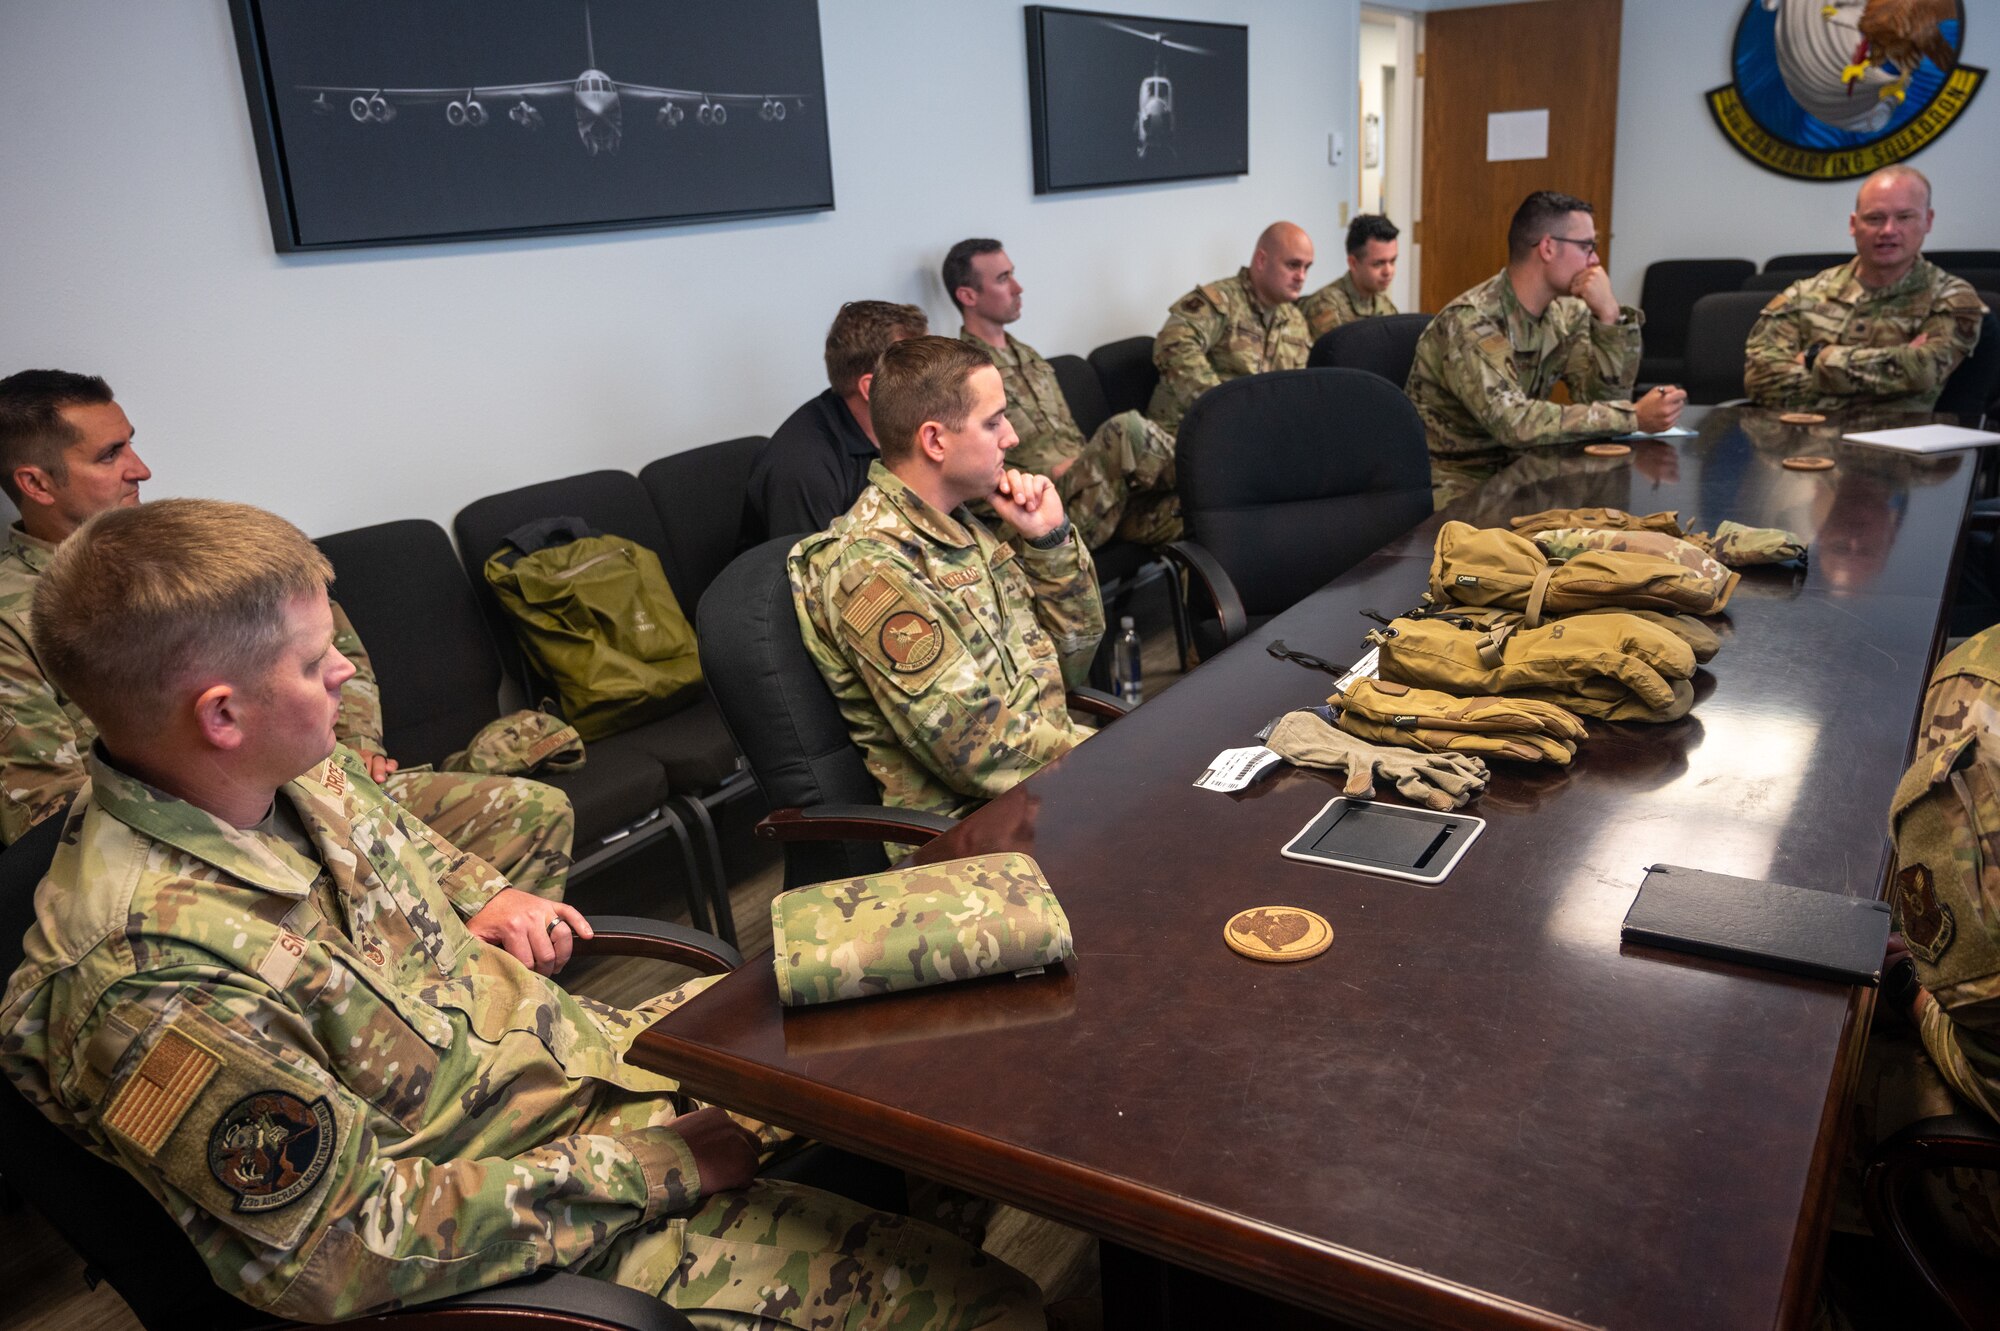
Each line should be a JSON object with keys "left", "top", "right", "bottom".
{"left": 1265, "top": 709, "right": 1490, "bottom": 810}
{"left": 1333, "top": 677, "right": 1586, "bottom": 765}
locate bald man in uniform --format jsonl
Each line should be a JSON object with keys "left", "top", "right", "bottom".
{"left": 1147, "top": 222, "right": 1316, "bottom": 433}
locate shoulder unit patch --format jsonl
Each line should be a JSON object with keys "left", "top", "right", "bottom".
{"left": 208, "top": 1090, "right": 336, "bottom": 1213}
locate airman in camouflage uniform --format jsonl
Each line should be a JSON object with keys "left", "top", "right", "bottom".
{"left": 1743, "top": 259, "right": 1985, "bottom": 413}
{"left": 0, "top": 497, "right": 1043, "bottom": 1329}
{"left": 1406, "top": 191, "right": 1681, "bottom": 507}
{"left": 1745, "top": 164, "right": 1987, "bottom": 415}
{"left": 791, "top": 461, "right": 1102, "bottom": 820}
{"left": 1148, "top": 223, "right": 1317, "bottom": 433}
{"left": 1299, "top": 273, "right": 1397, "bottom": 341}
{"left": 1406, "top": 272, "right": 1647, "bottom": 505}
{"left": 958, "top": 328, "right": 1181, "bottom": 549}
{"left": 0, "top": 524, "right": 574, "bottom": 899}
{"left": 1300, "top": 213, "right": 1402, "bottom": 341}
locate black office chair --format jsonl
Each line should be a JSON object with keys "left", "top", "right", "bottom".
{"left": 1088, "top": 335, "right": 1162, "bottom": 419}
{"left": 637, "top": 436, "right": 768, "bottom": 617}
{"left": 1305, "top": 312, "right": 1434, "bottom": 387}
{"left": 1765, "top": 251, "right": 1852, "bottom": 273}
{"left": 1635, "top": 259, "right": 1757, "bottom": 385}
{"left": 316, "top": 520, "right": 708, "bottom": 910}
{"left": 1739, "top": 271, "right": 1796, "bottom": 293}
{"left": 1683, "top": 291, "right": 1774, "bottom": 405}
{"left": 1863, "top": 1112, "right": 2000, "bottom": 1331}
{"left": 0, "top": 800, "right": 739, "bottom": 1331}
{"left": 1047, "top": 352, "right": 1112, "bottom": 439}
{"left": 1937, "top": 307, "right": 2000, "bottom": 428}
{"left": 455, "top": 472, "right": 752, "bottom": 945}
{"left": 1162, "top": 368, "right": 1432, "bottom": 662}
{"left": 696, "top": 537, "right": 956, "bottom": 888}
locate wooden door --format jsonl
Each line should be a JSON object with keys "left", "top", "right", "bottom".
{"left": 1419, "top": 0, "right": 1622, "bottom": 313}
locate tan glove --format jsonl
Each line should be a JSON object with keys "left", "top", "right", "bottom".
{"left": 1265, "top": 709, "right": 1490, "bottom": 810}
{"left": 1430, "top": 520, "right": 1737, "bottom": 620}
{"left": 1369, "top": 612, "right": 1697, "bottom": 723}
{"left": 1411, "top": 603, "right": 1721, "bottom": 664}
{"left": 1510, "top": 506, "right": 1804, "bottom": 568}
{"left": 1334, "top": 677, "right": 1586, "bottom": 764}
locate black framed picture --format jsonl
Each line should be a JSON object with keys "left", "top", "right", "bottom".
{"left": 1024, "top": 6, "right": 1248, "bottom": 195}
{"left": 229, "top": 0, "right": 834, "bottom": 251}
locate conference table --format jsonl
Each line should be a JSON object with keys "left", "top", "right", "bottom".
{"left": 630, "top": 406, "right": 1979, "bottom": 1329}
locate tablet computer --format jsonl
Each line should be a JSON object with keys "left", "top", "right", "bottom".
{"left": 1280, "top": 797, "right": 1485, "bottom": 885}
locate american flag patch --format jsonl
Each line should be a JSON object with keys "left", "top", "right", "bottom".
{"left": 103, "top": 1029, "right": 219, "bottom": 1156}
{"left": 840, "top": 573, "right": 905, "bottom": 634}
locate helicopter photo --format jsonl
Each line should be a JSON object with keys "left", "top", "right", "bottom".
{"left": 1099, "top": 18, "right": 1214, "bottom": 159}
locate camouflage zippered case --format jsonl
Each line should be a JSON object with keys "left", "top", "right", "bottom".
{"left": 770, "top": 852, "right": 1074, "bottom": 1007}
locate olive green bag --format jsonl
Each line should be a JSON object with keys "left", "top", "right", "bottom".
{"left": 482, "top": 517, "right": 703, "bottom": 742}
{"left": 771, "top": 853, "right": 1075, "bottom": 1007}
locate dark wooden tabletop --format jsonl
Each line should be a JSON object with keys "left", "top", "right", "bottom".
{"left": 632, "top": 407, "right": 1977, "bottom": 1331}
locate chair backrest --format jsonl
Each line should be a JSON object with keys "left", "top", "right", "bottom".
{"left": 1765, "top": 251, "right": 1851, "bottom": 273}
{"left": 1177, "top": 368, "right": 1433, "bottom": 619}
{"left": 0, "top": 807, "right": 264, "bottom": 1331}
{"left": 1927, "top": 250, "right": 2000, "bottom": 275}
{"left": 1683, "top": 291, "right": 1773, "bottom": 404}
{"left": 638, "top": 435, "right": 768, "bottom": 611}
{"left": 317, "top": 519, "right": 505, "bottom": 768}
{"left": 454, "top": 470, "right": 676, "bottom": 692}
{"left": 1087, "top": 335, "right": 1160, "bottom": 418}
{"left": 1739, "top": 271, "right": 1794, "bottom": 293}
{"left": 696, "top": 538, "right": 889, "bottom": 886}
{"left": 1637, "top": 259, "right": 1757, "bottom": 361}
{"left": 1937, "top": 306, "right": 2000, "bottom": 427}
{"left": 1047, "top": 352, "right": 1112, "bottom": 439}
{"left": 1306, "top": 312, "right": 1435, "bottom": 386}
{"left": 1952, "top": 269, "right": 2000, "bottom": 300}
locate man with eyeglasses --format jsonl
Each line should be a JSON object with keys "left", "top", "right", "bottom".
{"left": 1406, "top": 190, "right": 1680, "bottom": 505}
{"left": 1744, "top": 165, "right": 1984, "bottom": 414}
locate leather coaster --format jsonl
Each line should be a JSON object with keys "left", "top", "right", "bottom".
{"left": 1583, "top": 443, "right": 1631, "bottom": 457}
{"left": 1782, "top": 455, "right": 1836, "bottom": 471}
{"left": 1778, "top": 412, "right": 1827, "bottom": 424}
{"left": 1224, "top": 907, "right": 1332, "bottom": 962}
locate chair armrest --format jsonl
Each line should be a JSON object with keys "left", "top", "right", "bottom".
{"left": 755, "top": 804, "right": 957, "bottom": 845}
{"left": 1067, "top": 686, "right": 1132, "bottom": 721}
{"left": 1861, "top": 1111, "right": 2000, "bottom": 1331}
{"left": 1968, "top": 497, "right": 2000, "bottom": 531}
{"left": 1160, "top": 539, "right": 1248, "bottom": 651}
{"left": 571, "top": 915, "right": 743, "bottom": 974}
{"left": 353, "top": 1268, "right": 696, "bottom": 1329}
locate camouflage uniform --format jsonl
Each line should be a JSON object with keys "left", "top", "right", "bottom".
{"left": 959, "top": 328, "right": 1181, "bottom": 548}
{"left": 1299, "top": 272, "right": 1398, "bottom": 341}
{"left": 0, "top": 525, "right": 573, "bottom": 900}
{"left": 1147, "top": 268, "right": 1312, "bottom": 434}
{"left": 789, "top": 462, "right": 1103, "bottom": 820}
{"left": 1744, "top": 258, "right": 1986, "bottom": 413}
{"left": 0, "top": 747, "right": 1041, "bottom": 1327}
{"left": 1405, "top": 271, "right": 1645, "bottom": 505}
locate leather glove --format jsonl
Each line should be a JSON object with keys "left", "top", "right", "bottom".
{"left": 1265, "top": 709, "right": 1489, "bottom": 810}
{"left": 1429, "top": 520, "right": 1737, "bottom": 622}
{"left": 1333, "top": 677, "right": 1586, "bottom": 765}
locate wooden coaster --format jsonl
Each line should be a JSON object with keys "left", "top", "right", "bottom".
{"left": 1583, "top": 442, "right": 1632, "bottom": 458}
{"left": 1224, "top": 907, "right": 1332, "bottom": 962}
{"left": 1778, "top": 412, "right": 1827, "bottom": 424}
{"left": 1782, "top": 455, "right": 1836, "bottom": 471}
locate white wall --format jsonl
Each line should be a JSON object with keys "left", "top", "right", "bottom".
{"left": 1609, "top": 0, "right": 1999, "bottom": 301}
{"left": 0, "top": 0, "right": 1359, "bottom": 538}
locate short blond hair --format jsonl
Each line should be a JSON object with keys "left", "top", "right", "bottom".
{"left": 33, "top": 498, "right": 333, "bottom": 740}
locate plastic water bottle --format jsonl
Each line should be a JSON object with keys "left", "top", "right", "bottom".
{"left": 1112, "top": 616, "right": 1144, "bottom": 706}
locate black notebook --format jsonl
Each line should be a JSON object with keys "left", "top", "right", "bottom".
{"left": 1620, "top": 863, "right": 1890, "bottom": 985}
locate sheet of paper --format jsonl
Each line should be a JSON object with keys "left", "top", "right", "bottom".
{"left": 1194, "top": 746, "right": 1283, "bottom": 793}
{"left": 1486, "top": 109, "right": 1548, "bottom": 162}
{"left": 1615, "top": 426, "right": 1697, "bottom": 440}
{"left": 1841, "top": 424, "right": 2000, "bottom": 453}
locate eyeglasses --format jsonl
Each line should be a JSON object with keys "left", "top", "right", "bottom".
{"left": 1549, "top": 236, "right": 1599, "bottom": 256}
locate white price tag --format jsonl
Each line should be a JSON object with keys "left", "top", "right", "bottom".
{"left": 1194, "top": 745, "right": 1284, "bottom": 793}
{"left": 1332, "top": 645, "right": 1380, "bottom": 694}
